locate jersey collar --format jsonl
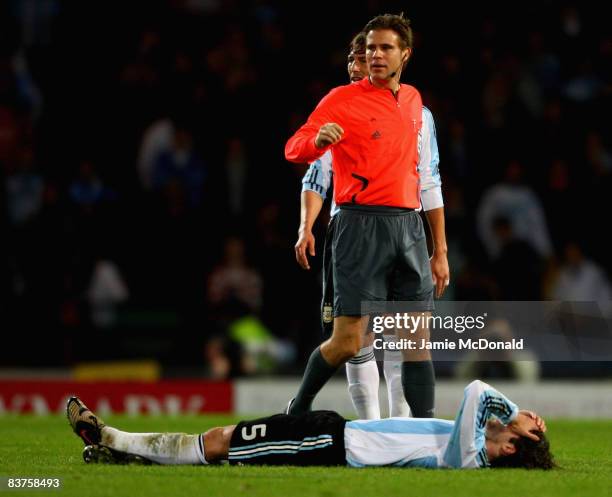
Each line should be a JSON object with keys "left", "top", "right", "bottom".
{"left": 362, "top": 76, "right": 402, "bottom": 96}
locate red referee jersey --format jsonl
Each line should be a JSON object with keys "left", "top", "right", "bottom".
{"left": 285, "top": 77, "right": 423, "bottom": 208}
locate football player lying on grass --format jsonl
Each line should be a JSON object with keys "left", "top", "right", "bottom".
{"left": 67, "top": 380, "right": 553, "bottom": 469}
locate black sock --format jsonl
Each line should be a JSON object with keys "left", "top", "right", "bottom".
{"left": 401, "top": 361, "right": 435, "bottom": 417}
{"left": 289, "top": 347, "right": 338, "bottom": 414}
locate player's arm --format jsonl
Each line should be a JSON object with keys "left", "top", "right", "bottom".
{"left": 295, "top": 153, "right": 333, "bottom": 270}
{"left": 442, "top": 380, "right": 519, "bottom": 468}
{"left": 424, "top": 208, "right": 449, "bottom": 298}
{"left": 296, "top": 191, "right": 324, "bottom": 270}
{"left": 419, "top": 107, "right": 449, "bottom": 298}
{"left": 285, "top": 90, "right": 345, "bottom": 164}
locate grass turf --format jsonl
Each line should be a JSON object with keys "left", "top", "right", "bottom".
{"left": 0, "top": 415, "right": 611, "bottom": 497}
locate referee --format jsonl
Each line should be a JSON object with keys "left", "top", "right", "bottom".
{"left": 297, "top": 31, "right": 446, "bottom": 419}
{"left": 285, "top": 14, "right": 450, "bottom": 418}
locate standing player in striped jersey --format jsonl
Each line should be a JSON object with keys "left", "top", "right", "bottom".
{"left": 67, "top": 380, "right": 553, "bottom": 469}
{"left": 286, "top": 14, "right": 449, "bottom": 419}
{"left": 296, "top": 31, "right": 444, "bottom": 419}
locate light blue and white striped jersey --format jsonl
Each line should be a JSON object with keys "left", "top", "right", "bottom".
{"left": 343, "top": 380, "right": 519, "bottom": 469}
{"left": 301, "top": 106, "right": 443, "bottom": 217}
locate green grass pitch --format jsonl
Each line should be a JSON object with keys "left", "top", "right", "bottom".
{"left": 1, "top": 415, "right": 611, "bottom": 497}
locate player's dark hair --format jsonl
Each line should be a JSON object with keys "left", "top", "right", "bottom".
{"left": 350, "top": 32, "right": 366, "bottom": 54}
{"left": 362, "top": 13, "right": 413, "bottom": 50}
{"left": 490, "top": 431, "right": 556, "bottom": 470}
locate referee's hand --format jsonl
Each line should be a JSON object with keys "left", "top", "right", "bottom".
{"left": 315, "top": 123, "right": 344, "bottom": 149}
{"left": 295, "top": 229, "right": 316, "bottom": 270}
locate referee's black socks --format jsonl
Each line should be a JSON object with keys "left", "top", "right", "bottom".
{"left": 401, "top": 360, "right": 435, "bottom": 418}
{"left": 289, "top": 347, "right": 339, "bottom": 415}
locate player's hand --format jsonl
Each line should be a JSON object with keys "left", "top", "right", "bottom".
{"left": 509, "top": 411, "right": 545, "bottom": 441}
{"left": 518, "top": 410, "right": 547, "bottom": 433}
{"left": 295, "top": 228, "right": 316, "bottom": 270}
{"left": 315, "top": 123, "right": 344, "bottom": 149}
{"left": 430, "top": 250, "right": 450, "bottom": 299}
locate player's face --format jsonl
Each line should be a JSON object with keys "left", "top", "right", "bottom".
{"left": 347, "top": 50, "right": 367, "bottom": 82}
{"left": 366, "top": 29, "right": 410, "bottom": 81}
{"left": 486, "top": 420, "right": 519, "bottom": 459}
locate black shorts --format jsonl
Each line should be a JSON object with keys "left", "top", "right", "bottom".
{"left": 228, "top": 410, "right": 347, "bottom": 466}
{"left": 321, "top": 216, "right": 336, "bottom": 338}
{"left": 333, "top": 205, "right": 434, "bottom": 317}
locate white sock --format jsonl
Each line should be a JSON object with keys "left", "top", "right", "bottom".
{"left": 383, "top": 348, "right": 411, "bottom": 417}
{"left": 101, "top": 427, "right": 208, "bottom": 465}
{"left": 346, "top": 346, "right": 381, "bottom": 419}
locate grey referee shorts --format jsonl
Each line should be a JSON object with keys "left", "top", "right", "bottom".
{"left": 332, "top": 204, "right": 434, "bottom": 317}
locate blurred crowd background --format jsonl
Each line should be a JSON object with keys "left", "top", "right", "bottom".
{"left": 1, "top": 1, "right": 610, "bottom": 378}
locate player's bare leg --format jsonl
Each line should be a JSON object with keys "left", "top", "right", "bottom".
{"left": 201, "top": 425, "right": 235, "bottom": 461}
